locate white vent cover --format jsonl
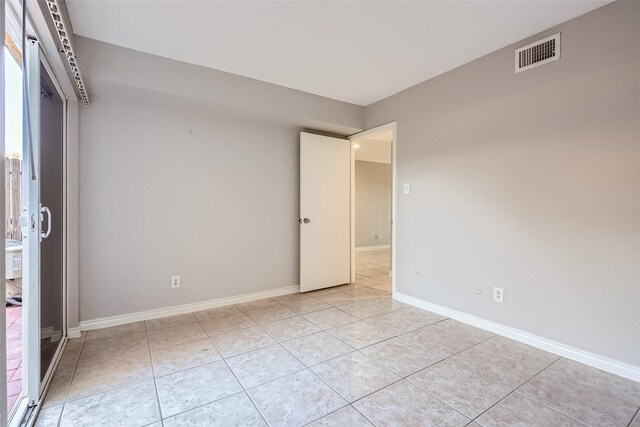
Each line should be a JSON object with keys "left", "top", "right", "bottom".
{"left": 515, "top": 33, "right": 560, "bottom": 73}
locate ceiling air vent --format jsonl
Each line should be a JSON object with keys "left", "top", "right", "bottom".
{"left": 515, "top": 33, "right": 560, "bottom": 73}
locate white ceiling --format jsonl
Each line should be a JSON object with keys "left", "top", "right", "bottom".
{"left": 66, "top": 1, "right": 609, "bottom": 106}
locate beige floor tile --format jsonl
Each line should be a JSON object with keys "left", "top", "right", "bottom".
{"left": 227, "top": 344, "right": 306, "bottom": 388}
{"left": 360, "top": 337, "right": 442, "bottom": 377}
{"left": 364, "top": 307, "right": 446, "bottom": 334}
{"left": 146, "top": 314, "right": 208, "bottom": 350}
{"left": 145, "top": 313, "right": 197, "bottom": 329}
{"left": 260, "top": 316, "right": 321, "bottom": 342}
{"left": 339, "top": 297, "right": 407, "bottom": 319}
{"left": 476, "top": 393, "right": 587, "bottom": 427}
{"left": 150, "top": 337, "right": 221, "bottom": 377}
{"left": 60, "top": 381, "right": 160, "bottom": 427}
{"left": 307, "top": 406, "right": 373, "bottom": 426}
{"left": 212, "top": 326, "right": 276, "bottom": 357}
{"left": 353, "top": 380, "right": 469, "bottom": 427}
{"left": 326, "top": 321, "right": 395, "bottom": 349}
{"left": 367, "top": 283, "right": 392, "bottom": 294}
{"left": 200, "top": 311, "right": 257, "bottom": 336}
{"left": 155, "top": 361, "right": 242, "bottom": 418}
{"left": 241, "top": 304, "right": 297, "bottom": 324}
{"left": 305, "top": 285, "right": 351, "bottom": 297}
{"left": 282, "top": 331, "right": 355, "bottom": 366}
{"left": 80, "top": 324, "right": 148, "bottom": 363}
{"left": 42, "top": 369, "right": 74, "bottom": 407}
{"left": 248, "top": 369, "right": 347, "bottom": 427}
{"left": 34, "top": 404, "right": 63, "bottom": 427}
{"left": 518, "top": 366, "right": 638, "bottom": 426}
{"left": 84, "top": 321, "right": 146, "bottom": 342}
{"left": 163, "top": 392, "right": 266, "bottom": 426}
{"left": 549, "top": 358, "right": 640, "bottom": 405}
{"left": 273, "top": 294, "right": 331, "bottom": 314}
{"left": 311, "top": 352, "right": 399, "bottom": 402}
{"left": 344, "top": 287, "right": 389, "bottom": 300}
{"left": 193, "top": 304, "right": 241, "bottom": 321}
{"left": 147, "top": 322, "right": 209, "bottom": 350}
{"left": 315, "top": 291, "right": 363, "bottom": 306}
{"left": 236, "top": 298, "right": 280, "bottom": 311}
{"left": 407, "top": 360, "right": 511, "bottom": 418}
{"left": 400, "top": 319, "right": 493, "bottom": 357}
{"left": 68, "top": 349, "right": 153, "bottom": 400}
{"left": 448, "top": 336, "right": 557, "bottom": 388}
{"left": 302, "top": 308, "right": 359, "bottom": 330}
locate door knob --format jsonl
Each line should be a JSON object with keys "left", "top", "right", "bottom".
{"left": 303, "top": 218, "right": 311, "bottom": 224}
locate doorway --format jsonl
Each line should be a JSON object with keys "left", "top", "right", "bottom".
{"left": 350, "top": 125, "right": 394, "bottom": 294}
{"left": 298, "top": 123, "right": 396, "bottom": 294}
{"left": 3, "top": 10, "right": 67, "bottom": 423}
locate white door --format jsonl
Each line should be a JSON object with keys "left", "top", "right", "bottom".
{"left": 300, "top": 132, "right": 351, "bottom": 292}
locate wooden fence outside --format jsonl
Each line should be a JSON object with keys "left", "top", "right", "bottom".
{"left": 5, "top": 157, "right": 22, "bottom": 240}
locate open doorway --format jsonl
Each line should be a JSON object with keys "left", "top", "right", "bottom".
{"left": 4, "top": 21, "right": 25, "bottom": 416}
{"left": 3, "top": 11, "right": 67, "bottom": 423}
{"left": 350, "top": 124, "right": 395, "bottom": 295}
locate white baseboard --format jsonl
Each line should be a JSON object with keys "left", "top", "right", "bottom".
{"left": 394, "top": 292, "right": 640, "bottom": 383}
{"left": 68, "top": 327, "right": 81, "bottom": 339}
{"left": 355, "top": 245, "right": 390, "bottom": 252}
{"left": 79, "top": 285, "right": 300, "bottom": 331}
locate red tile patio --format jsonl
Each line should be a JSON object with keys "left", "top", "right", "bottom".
{"left": 6, "top": 305, "right": 22, "bottom": 412}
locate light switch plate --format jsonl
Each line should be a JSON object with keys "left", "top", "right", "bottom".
{"left": 403, "top": 183, "right": 411, "bottom": 195}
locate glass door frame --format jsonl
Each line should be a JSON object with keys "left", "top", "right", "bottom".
{"left": 22, "top": 37, "right": 68, "bottom": 407}
{"left": 34, "top": 39, "right": 68, "bottom": 398}
{"left": 6, "top": 31, "right": 68, "bottom": 427}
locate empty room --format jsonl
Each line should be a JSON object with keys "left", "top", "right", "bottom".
{"left": 1, "top": 0, "right": 639, "bottom": 426}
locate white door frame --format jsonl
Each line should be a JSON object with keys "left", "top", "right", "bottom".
{"left": 348, "top": 122, "right": 397, "bottom": 295}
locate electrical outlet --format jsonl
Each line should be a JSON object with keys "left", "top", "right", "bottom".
{"left": 171, "top": 275, "right": 181, "bottom": 289}
{"left": 403, "top": 183, "right": 411, "bottom": 195}
{"left": 493, "top": 287, "right": 504, "bottom": 303}
{"left": 473, "top": 285, "right": 482, "bottom": 295}
{"left": 415, "top": 270, "right": 422, "bottom": 279}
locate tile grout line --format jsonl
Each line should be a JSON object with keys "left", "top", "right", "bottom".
{"left": 464, "top": 356, "right": 591, "bottom": 426}
{"left": 192, "top": 310, "right": 272, "bottom": 427}
{"left": 54, "top": 331, "right": 87, "bottom": 427}
{"left": 143, "top": 320, "right": 165, "bottom": 424}
{"left": 627, "top": 407, "right": 640, "bottom": 427}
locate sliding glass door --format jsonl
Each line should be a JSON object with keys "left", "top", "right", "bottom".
{"left": 22, "top": 39, "right": 65, "bottom": 407}
{"left": 37, "top": 58, "right": 64, "bottom": 384}
{"left": 4, "top": 4, "right": 67, "bottom": 424}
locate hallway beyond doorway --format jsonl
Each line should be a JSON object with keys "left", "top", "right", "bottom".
{"left": 354, "top": 248, "right": 391, "bottom": 294}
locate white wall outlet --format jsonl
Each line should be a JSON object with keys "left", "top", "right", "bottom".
{"left": 171, "top": 275, "right": 181, "bottom": 289}
{"left": 473, "top": 285, "right": 482, "bottom": 295}
{"left": 415, "top": 270, "right": 422, "bottom": 279}
{"left": 493, "top": 287, "right": 504, "bottom": 303}
{"left": 403, "top": 183, "right": 411, "bottom": 195}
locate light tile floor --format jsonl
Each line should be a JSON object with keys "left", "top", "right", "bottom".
{"left": 34, "top": 249, "right": 640, "bottom": 426}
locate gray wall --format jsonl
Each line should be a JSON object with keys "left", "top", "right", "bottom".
{"left": 77, "top": 38, "right": 363, "bottom": 321}
{"left": 355, "top": 161, "right": 391, "bottom": 247}
{"left": 365, "top": 1, "right": 640, "bottom": 366}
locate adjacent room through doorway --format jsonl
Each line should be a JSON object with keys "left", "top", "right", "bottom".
{"left": 352, "top": 130, "right": 393, "bottom": 294}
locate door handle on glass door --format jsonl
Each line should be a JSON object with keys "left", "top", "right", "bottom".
{"left": 40, "top": 205, "right": 52, "bottom": 240}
